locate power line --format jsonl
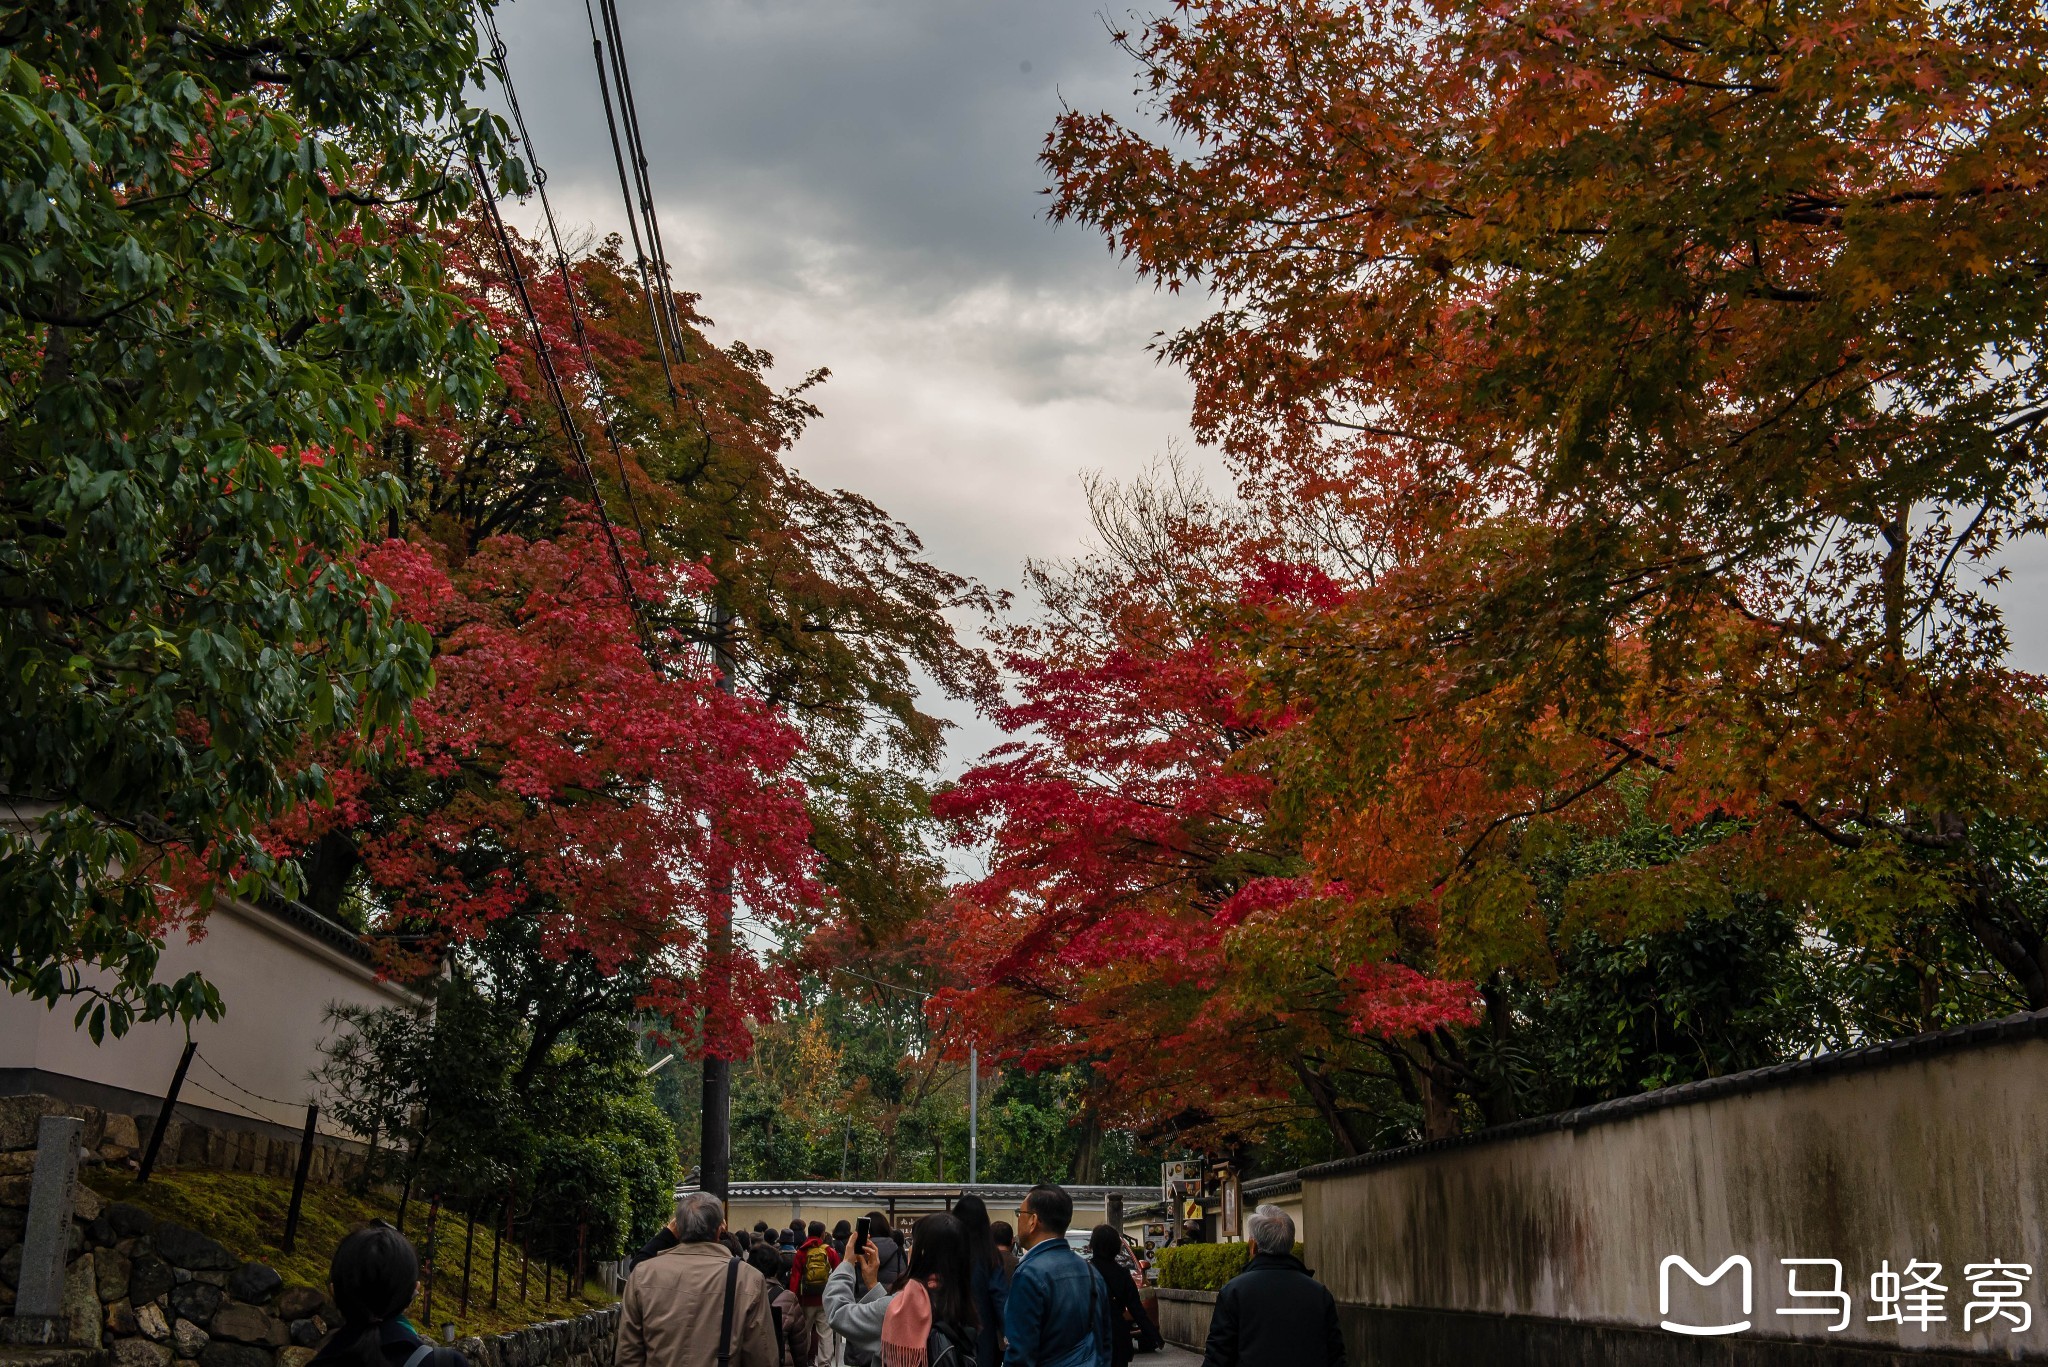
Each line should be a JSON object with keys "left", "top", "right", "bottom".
{"left": 473, "top": 0, "right": 651, "bottom": 551}
{"left": 469, "top": 152, "right": 658, "bottom": 661}
{"left": 582, "top": 0, "right": 691, "bottom": 411}
{"left": 734, "top": 920, "right": 935, "bottom": 999}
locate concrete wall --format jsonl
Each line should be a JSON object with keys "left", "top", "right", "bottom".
{"left": 1155, "top": 1290, "right": 1215, "bottom": 1351}
{"left": 1301, "top": 1012, "right": 2048, "bottom": 1364}
{"left": 0, "top": 896, "right": 423, "bottom": 1142}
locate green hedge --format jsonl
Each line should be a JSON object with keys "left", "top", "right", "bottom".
{"left": 1155, "top": 1241, "right": 1306, "bottom": 1291}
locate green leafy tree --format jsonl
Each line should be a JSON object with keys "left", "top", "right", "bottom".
{"left": 319, "top": 975, "right": 680, "bottom": 1262}
{"left": 0, "top": 0, "right": 515, "bottom": 1037}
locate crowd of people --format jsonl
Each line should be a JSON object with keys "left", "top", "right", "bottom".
{"left": 312, "top": 1189, "right": 1344, "bottom": 1367}
{"left": 612, "top": 1185, "right": 1149, "bottom": 1367}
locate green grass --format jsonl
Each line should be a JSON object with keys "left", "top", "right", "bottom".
{"left": 84, "top": 1168, "right": 613, "bottom": 1338}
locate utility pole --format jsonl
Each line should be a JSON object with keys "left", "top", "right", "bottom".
{"left": 967, "top": 1042, "right": 978, "bottom": 1186}
{"left": 701, "top": 600, "right": 735, "bottom": 1202}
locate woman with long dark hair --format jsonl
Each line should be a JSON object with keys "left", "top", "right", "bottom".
{"left": 309, "top": 1223, "right": 468, "bottom": 1367}
{"left": 876, "top": 1212, "right": 978, "bottom": 1367}
{"left": 1088, "top": 1224, "right": 1160, "bottom": 1367}
{"left": 949, "top": 1194, "right": 1007, "bottom": 1367}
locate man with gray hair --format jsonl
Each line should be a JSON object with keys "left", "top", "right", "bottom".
{"left": 618, "top": 1191, "right": 778, "bottom": 1367}
{"left": 1199, "top": 1204, "right": 1345, "bottom": 1367}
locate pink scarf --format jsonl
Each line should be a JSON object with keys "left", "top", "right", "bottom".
{"left": 880, "top": 1276, "right": 934, "bottom": 1367}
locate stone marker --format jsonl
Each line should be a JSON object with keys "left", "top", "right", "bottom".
{"left": 11, "top": 1115, "right": 83, "bottom": 1332}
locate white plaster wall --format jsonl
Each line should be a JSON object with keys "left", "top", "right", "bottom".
{"left": 1304, "top": 1035, "right": 2048, "bottom": 1357}
{"left": 0, "top": 896, "right": 422, "bottom": 1137}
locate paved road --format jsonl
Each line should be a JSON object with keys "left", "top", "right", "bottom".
{"left": 1143, "top": 1347, "right": 1203, "bottom": 1366}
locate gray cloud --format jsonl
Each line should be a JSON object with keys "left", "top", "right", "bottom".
{"left": 484, "top": 0, "right": 2048, "bottom": 780}
{"left": 485, "top": 0, "right": 1209, "bottom": 773}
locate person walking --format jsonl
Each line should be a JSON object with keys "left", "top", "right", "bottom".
{"left": 1086, "top": 1227, "right": 1159, "bottom": 1367}
{"left": 787, "top": 1220, "right": 841, "bottom": 1367}
{"left": 1199, "top": 1206, "right": 1344, "bottom": 1367}
{"left": 617, "top": 1192, "right": 779, "bottom": 1367}
{"left": 310, "top": 1223, "right": 468, "bottom": 1367}
{"left": 1002, "top": 1185, "right": 1109, "bottom": 1367}
{"left": 951, "top": 1195, "right": 1008, "bottom": 1367}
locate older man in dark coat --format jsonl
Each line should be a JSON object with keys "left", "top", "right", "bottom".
{"left": 1199, "top": 1205, "right": 1346, "bottom": 1367}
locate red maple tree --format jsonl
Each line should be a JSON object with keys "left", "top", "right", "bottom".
{"left": 265, "top": 510, "right": 818, "bottom": 1051}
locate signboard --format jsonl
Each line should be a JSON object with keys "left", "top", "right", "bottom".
{"left": 1219, "top": 1167, "right": 1243, "bottom": 1240}
{"left": 1162, "top": 1159, "right": 1202, "bottom": 1208}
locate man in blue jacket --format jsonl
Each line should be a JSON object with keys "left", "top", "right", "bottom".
{"left": 1003, "top": 1184, "right": 1111, "bottom": 1367}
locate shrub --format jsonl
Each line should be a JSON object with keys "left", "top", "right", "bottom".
{"left": 1154, "top": 1241, "right": 1305, "bottom": 1291}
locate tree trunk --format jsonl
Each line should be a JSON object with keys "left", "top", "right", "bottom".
{"left": 1290, "top": 1057, "right": 1364, "bottom": 1158}
{"left": 880, "top": 1116, "right": 901, "bottom": 1180}
{"left": 1879, "top": 509, "right": 1910, "bottom": 666}
{"left": 1067, "top": 1105, "right": 1103, "bottom": 1185}
{"left": 301, "top": 831, "right": 362, "bottom": 925}
{"left": 1407, "top": 1043, "right": 1462, "bottom": 1140}
{"left": 1478, "top": 976, "right": 1518, "bottom": 1126}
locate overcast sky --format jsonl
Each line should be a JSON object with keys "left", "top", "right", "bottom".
{"left": 484, "top": 0, "right": 1217, "bottom": 773}
{"left": 484, "top": 0, "right": 2048, "bottom": 778}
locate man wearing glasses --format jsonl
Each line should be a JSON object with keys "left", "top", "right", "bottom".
{"left": 1003, "top": 1185, "right": 1110, "bottom": 1367}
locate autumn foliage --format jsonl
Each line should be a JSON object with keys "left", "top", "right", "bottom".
{"left": 240, "top": 200, "right": 991, "bottom": 1060}
{"left": 269, "top": 513, "right": 817, "bottom": 1053}
{"left": 933, "top": 0, "right": 2048, "bottom": 1152}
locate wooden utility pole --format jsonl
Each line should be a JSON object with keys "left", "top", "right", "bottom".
{"left": 700, "top": 599, "right": 736, "bottom": 1202}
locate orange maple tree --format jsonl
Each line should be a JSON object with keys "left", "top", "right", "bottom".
{"left": 937, "top": 0, "right": 2048, "bottom": 1149}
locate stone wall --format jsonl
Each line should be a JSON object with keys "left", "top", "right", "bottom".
{"left": 6, "top": 1194, "right": 616, "bottom": 1367}
{"left": 3, "top": 1179, "right": 344, "bottom": 1367}
{"left": 2, "top": 1097, "right": 616, "bottom": 1367}
{"left": 454, "top": 1307, "right": 618, "bottom": 1367}
{"left": 0, "top": 1094, "right": 366, "bottom": 1191}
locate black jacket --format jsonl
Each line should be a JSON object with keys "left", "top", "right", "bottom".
{"left": 1090, "top": 1254, "right": 1161, "bottom": 1366}
{"left": 1199, "top": 1253, "right": 1345, "bottom": 1367}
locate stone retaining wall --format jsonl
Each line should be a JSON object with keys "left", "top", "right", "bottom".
{"left": 454, "top": 1307, "right": 618, "bottom": 1367}
{"left": 2, "top": 1098, "right": 616, "bottom": 1367}
{"left": 3, "top": 1178, "right": 346, "bottom": 1367}
{"left": 0, "top": 1095, "right": 366, "bottom": 1191}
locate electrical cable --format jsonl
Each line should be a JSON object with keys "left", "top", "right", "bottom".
{"left": 581, "top": 0, "right": 688, "bottom": 410}
{"left": 469, "top": 152, "right": 659, "bottom": 661}
{"left": 734, "top": 920, "right": 934, "bottom": 998}
{"left": 596, "top": 0, "right": 690, "bottom": 368}
{"left": 473, "top": 0, "right": 652, "bottom": 551}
